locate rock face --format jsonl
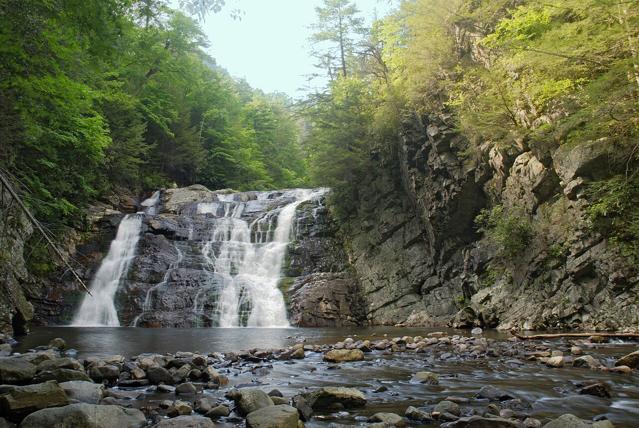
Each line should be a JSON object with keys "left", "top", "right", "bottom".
{"left": 341, "top": 113, "right": 639, "bottom": 330}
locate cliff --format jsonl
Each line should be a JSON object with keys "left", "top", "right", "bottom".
{"left": 341, "top": 113, "right": 639, "bottom": 330}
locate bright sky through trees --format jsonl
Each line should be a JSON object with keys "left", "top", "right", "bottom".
{"left": 201, "top": 0, "right": 393, "bottom": 97}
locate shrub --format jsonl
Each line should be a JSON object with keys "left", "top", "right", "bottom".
{"left": 475, "top": 205, "right": 533, "bottom": 259}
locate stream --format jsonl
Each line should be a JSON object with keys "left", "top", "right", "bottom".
{"left": 15, "top": 326, "right": 639, "bottom": 427}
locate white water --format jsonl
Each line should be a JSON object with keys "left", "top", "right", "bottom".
{"left": 200, "top": 189, "right": 326, "bottom": 327}
{"left": 72, "top": 215, "right": 143, "bottom": 326}
{"left": 72, "top": 192, "right": 160, "bottom": 327}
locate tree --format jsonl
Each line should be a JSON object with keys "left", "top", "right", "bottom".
{"left": 310, "top": 0, "right": 365, "bottom": 79}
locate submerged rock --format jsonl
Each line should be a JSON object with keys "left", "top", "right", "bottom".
{"left": 370, "top": 412, "right": 405, "bottom": 426}
{"left": 19, "top": 403, "right": 145, "bottom": 428}
{"left": 246, "top": 404, "right": 300, "bottom": 428}
{"left": 441, "top": 415, "right": 520, "bottom": 427}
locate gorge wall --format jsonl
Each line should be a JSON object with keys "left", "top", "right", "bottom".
{"left": 342, "top": 113, "right": 639, "bottom": 331}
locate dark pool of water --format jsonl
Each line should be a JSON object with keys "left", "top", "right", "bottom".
{"left": 15, "top": 326, "right": 492, "bottom": 357}
{"left": 14, "top": 327, "right": 639, "bottom": 427}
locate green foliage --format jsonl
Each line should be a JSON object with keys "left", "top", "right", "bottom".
{"left": 475, "top": 205, "right": 533, "bottom": 259}
{"left": 587, "top": 174, "right": 639, "bottom": 262}
{"left": 0, "top": 0, "right": 308, "bottom": 230}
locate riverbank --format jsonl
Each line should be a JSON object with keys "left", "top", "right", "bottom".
{"left": 1, "top": 329, "right": 638, "bottom": 427}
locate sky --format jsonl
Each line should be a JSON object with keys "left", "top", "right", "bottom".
{"left": 200, "top": 0, "right": 395, "bottom": 98}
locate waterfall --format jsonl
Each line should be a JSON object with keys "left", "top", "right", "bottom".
{"left": 200, "top": 189, "right": 325, "bottom": 327}
{"left": 72, "top": 192, "right": 160, "bottom": 327}
{"left": 71, "top": 215, "right": 143, "bottom": 326}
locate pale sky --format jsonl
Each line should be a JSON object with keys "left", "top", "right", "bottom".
{"left": 200, "top": 0, "right": 394, "bottom": 98}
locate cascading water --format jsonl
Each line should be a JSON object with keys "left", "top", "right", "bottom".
{"left": 72, "top": 192, "right": 160, "bottom": 327}
{"left": 73, "top": 186, "right": 327, "bottom": 328}
{"left": 199, "top": 188, "right": 326, "bottom": 327}
{"left": 71, "top": 215, "right": 143, "bottom": 326}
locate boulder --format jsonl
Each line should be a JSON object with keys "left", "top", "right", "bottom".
{"left": 476, "top": 386, "right": 515, "bottom": 401}
{"left": 152, "top": 415, "right": 215, "bottom": 428}
{"left": 302, "top": 387, "right": 366, "bottom": 410}
{"left": 323, "top": 349, "right": 364, "bottom": 363}
{"left": 545, "top": 356, "right": 564, "bottom": 368}
{"left": 205, "top": 405, "right": 230, "bottom": 418}
{"left": 246, "top": 404, "right": 300, "bottom": 428}
{"left": 34, "top": 369, "right": 92, "bottom": 383}
{"left": 573, "top": 355, "right": 601, "bottom": 369}
{"left": 167, "top": 400, "right": 192, "bottom": 417}
{"left": 175, "top": 382, "right": 197, "bottom": 395}
{"left": 37, "top": 358, "right": 82, "bottom": 372}
{"left": 0, "top": 358, "right": 36, "bottom": 385}
{"left": 370, "top": 412, "right": 405, "bottom": 426}
{"left": 578, "top": 383, "right": 611, "bottom": 398}
{"left": 434, "top": 400, "right": 460, "bottom": 416}
{"left": 48, "top": 338, "right": 67, "bottom": 350}
{"left": 59, "top": 381, "right": 104, "bottom": 404}
{"left": 413, "top": 371, "right": 439, "bottom": 384}
{"left": 0, "top": 380, "right": 69, "bottom": 422}
{"left": 19, "top": 403, "right": 145, "bottom": 428}
{"left": 405, "top": 406, "right": 432, "bottom": 421}
{"left": 147, "top": 367, "right": 174, "bottom": 385}
{"left": 88, "top": 365, "right": 120, "bottom": 383}
{"left": 227, "top": 389, "right": 274, "bottom": 416}
{"left": 542, "top": 414, "right": 614, "bottom": 428}
{"left": 615, "top": 350, "right": 639, "bottom": 369}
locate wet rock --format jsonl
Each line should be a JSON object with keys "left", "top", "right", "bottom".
{"left": 0, "top": 358, "right": 36, "bottom": 384}
{"left": 405, "top": 406, "right": 432, "bottom": 422}
{"left": 175, "top": 382, "right": 197, "bottom": 395}
{"left": 573, "top": 355, "right": 601, "bottom": 369}
{"left": 88, "top": 365, "right": 120, "bottom": 383}
{"left": 302, "top": 387, "right": 366, "bottom": 410}
{"left": 152, "top": 415, "right": 215, "bottom": 428}
{"left": 37, "top": 358, "right": 82, "bottom": 372}
{"left": 19, "top": 403, "right": 146, "bottom": 428}
{"left": 34, "top": 369, "right": 92, "bottom": 383}
{"left": 0, "top": 380, "right": 69, "bottom": 422}
{"left": 47, "top": 338, "right": 67, "bottom": 350}
{"left": 413, "top": 371, "right": 439, "bottom": 384}
{"left": 167, "top": 400, "right": 192, "bottom": 417}
{"left": 59, "top": 381, "right": 104, "bottom": 404}
{"left": 147, "top": 367, "right": 174, "bottom": 385}
{"left": 246, "top": 404, "right": 300, "bottom": 428}
{"left": 227, "top": 389, "right": 274, "bottom": 416}
{"left": 605, "top": 365, "right": 632, "bottom": 375}
{"left": 615, "top": 350, "right": 639, "bottom": 369}
{"left": 545, "top": 356, "right": 564, "bottom": 368}
{"left": 292, "top": 395, "right": 313, "bottom": 421}
{"left": 205, "top": 405, "right": 230, "bottom": 418}
{"left": 434, "top": 400, "right": 460, "bottom": 416}
{"left": 471, "top": 328, "right": 483, "bottom": 335}
{"left": 370, "top": 412, "right": 406, "bottom": 426}
{"left": 271, "top": 396, "right": 289, "bottom": 405}
{"left": 570, "top": 346, "right": 583, "bottom": 356}
{"left": 194, "top": 397, "right": 215, "bottom": 414}
{"left": 542, "top": 413, "right": 614, "bottom": 427}
{"left": 578, "top": 383, "right": 611, "bottom": 398}
{"left": 523, "top": 418, "right": 543, "bottom": 428}
{"left": 441, "top": 416, "right": 520, "bottom": 427}
{"left": 476, "top": 386, "right": 515, "bottom": 401}
{"left": 323, "top": 349, "right": 364, "bottom": 362}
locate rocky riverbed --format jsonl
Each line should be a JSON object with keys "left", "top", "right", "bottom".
{"left": 1, "top": 331, "right": 638, "bottom": 427}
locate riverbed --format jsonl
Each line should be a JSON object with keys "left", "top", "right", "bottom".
{"left": 14, "top": 327, "right": 639, "bottom": 427}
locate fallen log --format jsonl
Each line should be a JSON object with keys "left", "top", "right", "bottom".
{"left": 513, "top": 332, "right": 639, "bottom": 340}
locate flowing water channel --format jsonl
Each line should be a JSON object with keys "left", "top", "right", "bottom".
{"left": 16, "top": 326, "right": 639, "bottom": 427}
